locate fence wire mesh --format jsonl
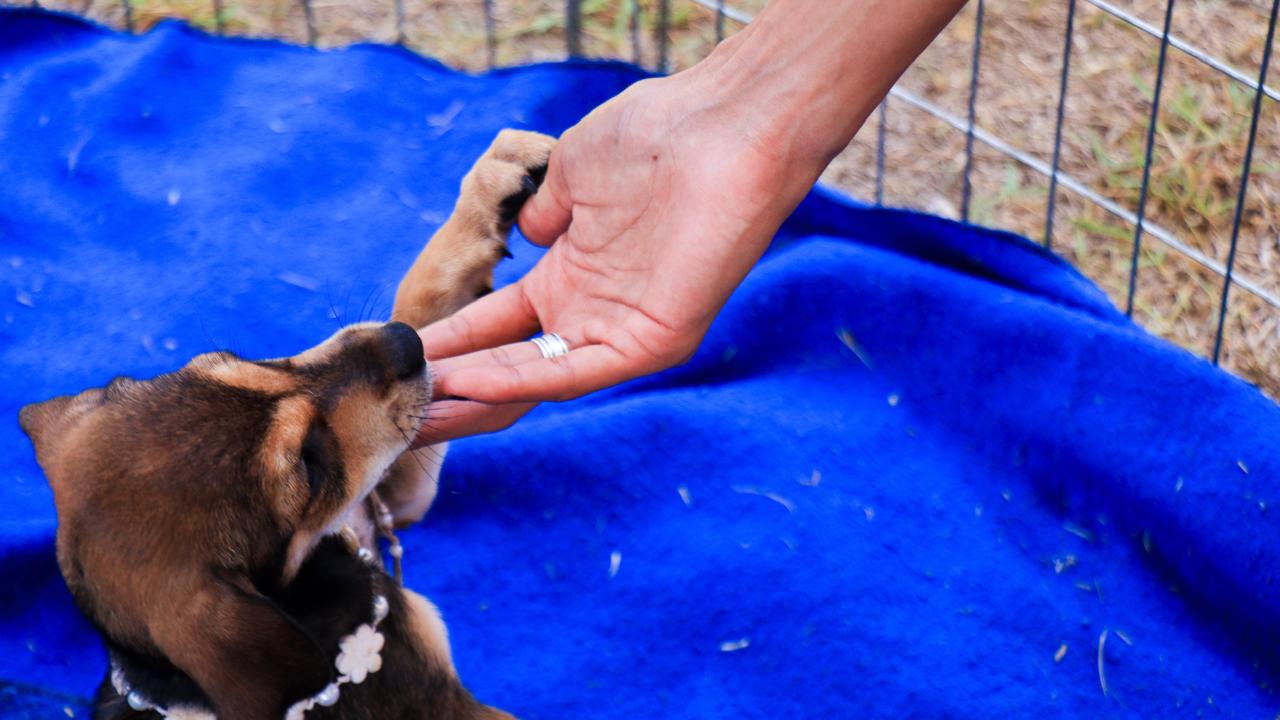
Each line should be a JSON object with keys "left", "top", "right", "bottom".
{"left": 7, "top": 0, "right": 1280, "bottom": 400}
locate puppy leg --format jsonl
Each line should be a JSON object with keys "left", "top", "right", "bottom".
{"left": 390, "top": 129, "right": 556, "bottom": 329}
{"left": 381, "top": 130, "right": 556, "bottom": 525}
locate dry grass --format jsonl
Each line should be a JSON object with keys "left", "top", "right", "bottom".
{"left": 824, "top": 0, "right": 1280, "bottom": 397}
{"left": 21, "top": 0, "right": 1280, "bottom": 398}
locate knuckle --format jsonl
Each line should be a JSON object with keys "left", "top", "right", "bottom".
{"left": 490, "top": 345, "right": 515, "bottom": 367}
{"left": 449, "top": 314, "right": 477, "bottom": 347}
{"left": 493, "top": 363, "right": 526, "bottom": 396}
{"left": 547, "top": 355, "right": 579, "bottom": 401}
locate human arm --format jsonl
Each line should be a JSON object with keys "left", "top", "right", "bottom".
{"left": 415, "top": 0, "right": 968, "bottom": 444}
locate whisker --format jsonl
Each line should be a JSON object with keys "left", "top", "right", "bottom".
{"left": 411, "top": 419, "right": 448, "bottom": 435}
{"left": 403, "top": 413, "right": 447, "bottom": 434}
{"left": 415, "top": 444, "right": 446, "bottom": 465}
{"left": 196, "top": 314, "right": 226, "bottom": 354}
{"left": 340, "top": 283, "right": 356, "bottom": 329}
{"left": 324, "top": 281, "right": 344, "bottom": 329}
{"left": 371, "top": 284, "right": 391, "bottom": 323}
{"left": 394, "top": 425, "right": 436, "bottom": 474}
{"left": 408, "top": 413, "right": 465, "bottom": 423}
{"left": 357, "top": 283, "right": 384, "bottom": 325}
{"left": 416, "top": 401, "right": 470, "bottom": 417}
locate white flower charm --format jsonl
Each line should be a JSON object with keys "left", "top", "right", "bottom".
{"left": 112, "top": 587, "right": 391, "bottom": 718}
{"left": 336, "top": 624, "right": 385, "bottom": 684}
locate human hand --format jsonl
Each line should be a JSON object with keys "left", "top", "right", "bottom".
{"left": 412, "top": 0, "right": 965, "bottom": 446}
{"left": 413, "top": 66, "right": 821, "bottom": 444}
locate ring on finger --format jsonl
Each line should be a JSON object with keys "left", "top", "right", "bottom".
{"left": 530, "top": 332, "right": 570, "bottom": 360}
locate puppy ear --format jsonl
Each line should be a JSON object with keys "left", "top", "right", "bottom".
{"left": 19, "top": 392, "right": 97, "bottom": 463}
{"left": 21, "top": 377, "right": 139, "bottom": 464}
{"left": 153, "top": 569, "right": 332, "bottom": 720}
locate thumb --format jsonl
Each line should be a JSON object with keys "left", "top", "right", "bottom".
{"left": 517, "top": 147, "right": 572, "bottom": 247}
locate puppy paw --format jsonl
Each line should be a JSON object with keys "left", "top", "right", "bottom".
{"left": 460, "top": 129, "right": 556, "bottom": 253}
{"left": 390, "top": 129, "right": 555, "bottom": 329}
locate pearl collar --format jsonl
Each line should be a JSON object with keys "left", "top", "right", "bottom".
{"left": 110, "top": 593, "right": 391, "bottom": 720}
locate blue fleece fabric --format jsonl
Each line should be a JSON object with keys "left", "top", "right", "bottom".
{"left": 1, "top": 9, "right": 1278, "bottom": 718}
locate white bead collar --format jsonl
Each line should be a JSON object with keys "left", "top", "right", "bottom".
{"left": 110, "top": 594, "right": 391, "bottom": 720}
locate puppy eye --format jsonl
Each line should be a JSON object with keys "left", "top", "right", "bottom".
{"left": 299, "top": 423, "right": 331, "bottom": 499}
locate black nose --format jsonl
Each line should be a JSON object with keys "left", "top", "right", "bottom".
{"left": 381, "top": 322, "right": 425, "bottom": 380}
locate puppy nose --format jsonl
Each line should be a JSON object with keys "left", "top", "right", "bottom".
{"left": 381, "top": 322, "right": 425, "bottom": 380}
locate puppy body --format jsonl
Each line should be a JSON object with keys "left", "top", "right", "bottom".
{"left": 93, "top": 539, "right": 497, "bottom": 720}
{"left": 20, "top": 130, "right": 555, "bottom": 720}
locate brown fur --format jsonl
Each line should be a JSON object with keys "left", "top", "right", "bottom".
{"left": 19, "top": 130, "right": 554, "bottom": 720}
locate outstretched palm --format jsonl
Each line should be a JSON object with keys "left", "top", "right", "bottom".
{"left": 414, "top": 71, "right": 811, "bottom": 443}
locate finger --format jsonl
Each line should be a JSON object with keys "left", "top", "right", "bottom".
{"left": 428, "top": 338, "right": 548, "bottom": 395}
{"left": 437, "top": 343, "right": 648, "bottom": 404}
{"left": 411, "top": 399, "right": 536, "bottom": 445}
{"left": 417, "top": 282, "right": 540, "bottom": 360}
{"left": 516, "top": 147, "right": 571, "bottom": 247}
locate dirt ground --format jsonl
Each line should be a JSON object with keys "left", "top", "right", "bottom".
{"left": 18, "top": 0, "right": 1280, "bottom": 399}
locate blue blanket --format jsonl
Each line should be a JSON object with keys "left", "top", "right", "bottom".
{"left": 2, "top": 9, "right": 1278, "bottom": 718}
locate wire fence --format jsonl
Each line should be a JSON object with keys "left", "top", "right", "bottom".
{"left": 8, "top": 0, "right": 1280, "bottom": 397}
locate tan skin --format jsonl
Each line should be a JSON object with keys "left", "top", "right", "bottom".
{"left": 414, "top": 0, "right": 969, "bottom": 445}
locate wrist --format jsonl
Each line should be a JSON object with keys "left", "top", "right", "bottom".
{"left": 682, "top": 21, "right": 855, "bottom": 185}
{"left": 681, "top": 0, "right": 968, "bottom": 186}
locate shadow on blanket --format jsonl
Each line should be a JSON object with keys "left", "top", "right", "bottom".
{"left": 1, "top": 8, "right": 1278, "bottom": 718}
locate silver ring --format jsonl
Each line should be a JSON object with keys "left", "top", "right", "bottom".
{"left": 531, "top": 332, "right": 569, "bottom": 359}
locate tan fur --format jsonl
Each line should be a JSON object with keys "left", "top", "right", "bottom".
{"left": 381, "top": 443, "right": 448, "bottom": 526}
{"left": 403, "top": 588, "right": 457, "bottom": 675}
{"left": 259, "top": 395, "right": 315, "bottom": 520}
{"left": 381, "top": 130, "right": 554, "bottom": 528}
{"left": 193, "top": 354, "right": 298, "bottom": 395}
{"left": 391, "top": 130, "right": 556, "bottom": 330}
{"left": 283, "top": 377, "right": 417, "bottom": 581}
{"left": 290, "top": 321, "right": 383, "bottom": 366}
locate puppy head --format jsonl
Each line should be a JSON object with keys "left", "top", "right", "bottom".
{"left": 19, "top": 321, "right": 429, "bottom": 720}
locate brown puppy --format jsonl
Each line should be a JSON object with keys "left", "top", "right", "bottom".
{"left": 19, "top": 130, "right": 555, "bottom": 720}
